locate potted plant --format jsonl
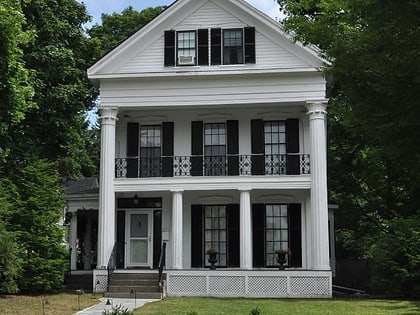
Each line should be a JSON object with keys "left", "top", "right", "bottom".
{"left": 276, "top": 248, "right": 291, "bottom": 270}
{"left": 207, "top": 246, "right": 218, "bottom": 270}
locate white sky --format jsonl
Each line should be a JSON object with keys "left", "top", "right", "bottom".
{"left": 78, "top": 0, "right": 282, "bottom": 27}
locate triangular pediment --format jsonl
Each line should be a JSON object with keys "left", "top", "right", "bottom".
{"left": 88, "top": 0, "right": 326, "bottom": 79}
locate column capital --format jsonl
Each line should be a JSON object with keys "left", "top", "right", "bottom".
{"left": 305, "top": 100, "right": 328, "bottom": 119}
{"left": 99, "top": 107, "right": 119, "bottom": 124}
{"left": 238, "top": 188, "right": 252, "bottom": 193}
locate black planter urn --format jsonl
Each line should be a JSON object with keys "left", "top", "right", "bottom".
{"left": 277, "top": 252, "right": 287, "bottom": 270}
{"left": 207, "top": 252, "right": 218, "bottom": 270}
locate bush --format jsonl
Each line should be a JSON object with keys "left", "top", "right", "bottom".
{"left": 102, "top": 304, "right": 133, "bottom": 315}
{"left": 370, "top": 214, "right": 420, "bottom": 297}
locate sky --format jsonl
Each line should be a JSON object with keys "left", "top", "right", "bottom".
{"left": 78, "top": 0, "right": 282, "bottom": 27}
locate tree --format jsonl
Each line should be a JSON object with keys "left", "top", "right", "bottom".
{"left": 0, "top": 0, "right": 34, "bottom": 165}
{"left": 88, "top": 6, "right": 166, "bottom": 59}
{"left": 5, "top": 0, "right": 98, "bottom": 179}
{"left": 4, "top": 160, "right": 68, "bottom": 292}
{"left": 278, "top": 0, "right": 420, "bottom": 294}
{"left": 0, "top": 181, "right": 22, "bottom": 294}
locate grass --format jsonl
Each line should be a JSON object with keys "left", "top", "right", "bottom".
{"left": 1, "top": 295, "right": 419, "bottom": 315}
{"left": 134, "top": 297, "right": 420, "bottom": 315}
{"left": 0, "top": 293, "right": 100, "bottom": 315}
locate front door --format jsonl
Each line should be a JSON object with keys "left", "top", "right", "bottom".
{"left": 126, "top": 211, "right": 153, "bottom": 267}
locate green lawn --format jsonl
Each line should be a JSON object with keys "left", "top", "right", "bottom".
{"left": 134, "top": 297, "right": 420, "bottom": 315}
{"left": 0, "top": 293, "right": 100, "bottom": 315}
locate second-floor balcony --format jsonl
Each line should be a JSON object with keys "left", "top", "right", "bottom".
{"left": 115, "top": 154, "right": 310, "bottom": 179}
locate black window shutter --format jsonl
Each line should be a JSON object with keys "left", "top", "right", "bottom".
{"left": 153, "top": 210, "right": 162, "bottom": 268}
{"left": 244, "top": 27, "right": 256, "bottom": 64}
{"left": 126, "top": 123, "right": 139, "bottom": 178}
{"left": 227, "top": 120, "right": 239, "bottom": 154}
{"left": 252, "top": 203, "right": 265, "bottom": 267}
{"left": 191, "top": 205, "right": 203, "bottom": 267}
{"left": 116, "top": 210, "right": 125, "bottom": 268}
{"left": 162, "top": 122, "right": 174, "bottom": 177}
{"left": 211, "top": 28, "right": 221, "bottom": 65}
{"left": 286, "top": 119, "right": 300, "bottom": 175}
{"left": 191, "top": 121, "right": 203, "bottom": 176}
{"left": 251, "top": 119, "right": 264, "bottom": 175}
{"left": 227, "top": 204, "right": 240, "bottom": 267}
{"left": 288, "top": 203, "right": 302, "bottom": 267}
{"left": 227, "top": 120, "right": 239, "bottom": 176}
{"left": 198, "top": 29, "right": 209, "bottom": 66}
{"left": 164, "top": 30, "right": 176, "bottom": 67}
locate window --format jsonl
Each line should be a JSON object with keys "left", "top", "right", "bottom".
{"left": 265, "top": 204, "right": 289, "bottom": 267}
{"left": 204, "top": 123, "right": 227, "bottom": 176}
{"left": 264, "top": 121, "right": 286, "bottom": 175}
{"left": 204, "top": 205, "right": 227, "bottom": 267}
{"left": 164, "top": 27, "right": 255, "bottom": 67}
{"left": 140, "top": 125, "right": 161, "bottom": 177}
{"left": 177, "top": 31, "right": 196, "bottom": 65}
{"left": 223, "top": 29, "right": 243, "bottom": 64}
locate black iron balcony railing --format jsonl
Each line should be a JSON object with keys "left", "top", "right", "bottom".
{"left": 115, "top": 154, "right": 310, "bottom": 178}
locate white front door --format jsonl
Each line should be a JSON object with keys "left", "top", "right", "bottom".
{"left": 126, "top": 211, "right": 153, "bottom": 267}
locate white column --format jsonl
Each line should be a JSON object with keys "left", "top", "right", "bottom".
{"left": 69, "top": 213, "right": 77, "bottom": 270}
{"left": 306, "top": 101, "right": 330, "bottom": 270}
{"left": 239, "top": 189, "right": 252, "bottom": 269}
{"left": 97, "top": 107, "right": 118, "bottom": 269}
{"left": 171, "top": 190, "right": 183, "bottom": 269}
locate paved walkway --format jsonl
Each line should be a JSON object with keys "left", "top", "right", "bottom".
{"left": 74, "top": 298, "right": 159, "bottom": 315}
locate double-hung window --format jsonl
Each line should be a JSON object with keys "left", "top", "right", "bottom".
{"left": 177, "top": 31, "right": 196, "bottom": 65}
{"left": 265, "top": 204, "right": 289, "bottom": 267}
{"left": 140, "top": 125, "right": 161, "bottom": 177}
{"left": 204, "top": 123, "right": 227, "bottom": 176}
{"left": 223, "top": 29, "right": 243, "bottom": 64}
{"left": 204, "top": 205, "right": 227, "bottom": 267}
{"left": 264, "top": 121, "right": 286, "bottom": 175}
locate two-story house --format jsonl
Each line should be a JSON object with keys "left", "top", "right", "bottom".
{"left": 84, "top": 0, "right": 331, "bottom": 298}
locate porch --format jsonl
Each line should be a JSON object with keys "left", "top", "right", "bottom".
{"left": 93, "top": 269, "right": 332, "bottom": 298}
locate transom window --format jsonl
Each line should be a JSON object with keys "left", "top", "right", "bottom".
{"left": 223, "top": 29, "right": 243, "bottom": 64}
{"left": 177, "top": 31, "right": 196, "bottom": 65}
{"left": 265, "top": 204, "right": 289, "bottom": 267}
{"left": 204, "top": 205, "right": 227, "bottom": 267}
{"left": 140, "top": 125, "right": 161, "bottom": 177}
{"left": 204, "top": 123, "right": 226, "bottom": 176}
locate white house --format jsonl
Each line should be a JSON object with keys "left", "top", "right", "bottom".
{"left": 81, "top": 0, "right": 332, "bottom": 298}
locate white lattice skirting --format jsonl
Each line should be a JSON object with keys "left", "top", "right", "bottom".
{"left": 166, "top": 270, "right": 332, "bottom": 298}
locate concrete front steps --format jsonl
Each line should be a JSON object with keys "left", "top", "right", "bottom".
{"left": 105, "top": 272, "right": 164, "bottom": 299}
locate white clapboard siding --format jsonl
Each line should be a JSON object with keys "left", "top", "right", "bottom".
{"left": 114, "top": 1, "right": 311, "bottom": 74}
{"left": 175, "top": 1, "right": 243, "bottom": 29}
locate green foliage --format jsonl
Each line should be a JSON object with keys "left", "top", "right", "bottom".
{"left": 0, "top": 0, "right": 35, "bottom": 164}
{"left": 250, "top": 306, "right": 262, "bottom": 315}
{"left": 278, "top": 0, "right": 420, "bottom": 296}
{"left": 88, "top": 6, "right": 166, "bottom": 60}
{"left": 4, "top": 160, "right": 68, "bottom": 292}
{"left": 102, "top": 304, "right": 133, "bottom": 315}
{"left": 9, "top": 0, "right": 98, "bottom": 179}
{"left": 370, "top": 214, "right": 420, "bottom": 297}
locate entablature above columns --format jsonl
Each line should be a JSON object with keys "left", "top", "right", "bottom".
{"left": 113, "top": 176, "right": 311, "bottom": 193}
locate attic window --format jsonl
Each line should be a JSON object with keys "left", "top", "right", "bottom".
{"left": 164, "top": 27, "right": 255, "bottom": 67}
{"left": 223, "top": 29, "right": 243, "bottom": 64}
{"left": 177, "top": 31, "right": 196, "bottom": 66}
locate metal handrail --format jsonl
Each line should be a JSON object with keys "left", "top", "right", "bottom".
{"left": 107, "top": 242, "right": 118, "bottom": 291}
{"left": 158, "top": 242, "right": 166, "bottom": 286}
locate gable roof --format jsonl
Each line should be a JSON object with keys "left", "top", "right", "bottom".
{"left": 88, "top": 0, "right": 326, "bottom": 80}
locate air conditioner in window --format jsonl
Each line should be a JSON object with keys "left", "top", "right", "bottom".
{"left": 178, "top": 55, "right": 195, "bottom": 65}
